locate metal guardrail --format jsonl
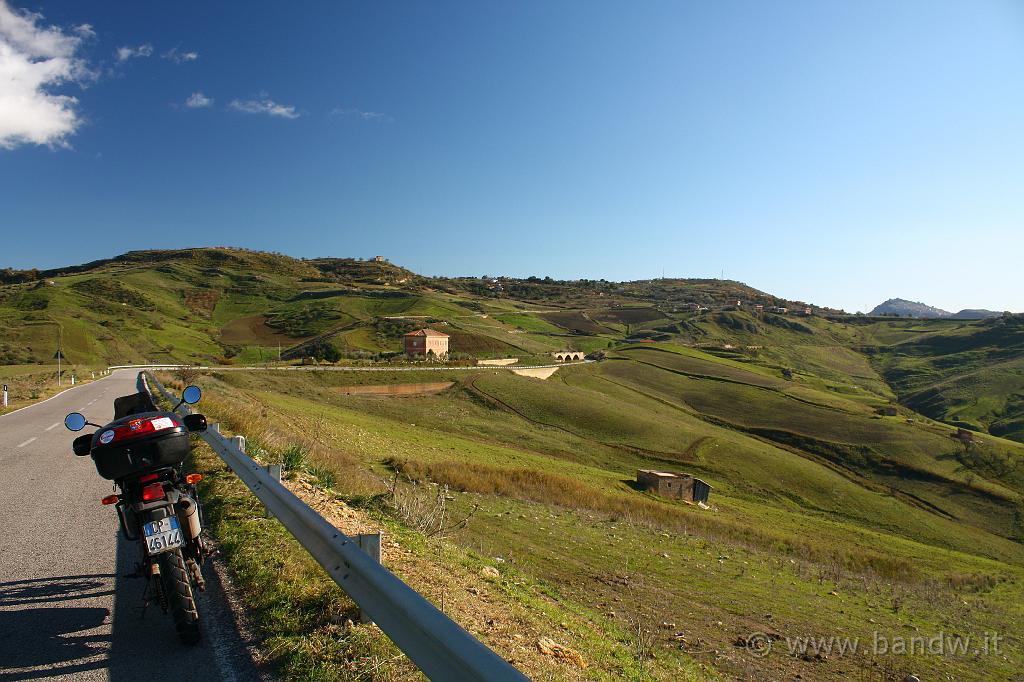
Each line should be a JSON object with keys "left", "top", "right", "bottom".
{"left": 142, "top": 372, "right": 529, "bottom": 681}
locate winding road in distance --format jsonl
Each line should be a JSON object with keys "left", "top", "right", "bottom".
{"left": 0, "top": 370, "right": 260, "bottom": 682}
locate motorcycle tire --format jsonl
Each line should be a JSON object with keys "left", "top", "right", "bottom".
{"left": 158, "top": 548, "right": 201, "bottom": 644}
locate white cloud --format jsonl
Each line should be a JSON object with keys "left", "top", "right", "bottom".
{"left": 116, "top": 43, "right": 152, "bottom": 62}
{"left": 229, "top": 95, "right": 299, "bottom": 119}
{"left": 330, "top": 107, "right": 392, "bottom": 122}
{"left": 74, "top": 24, "right": 95, "bottom": 40}
{"left": 185, "top": 91, "right": 212, "bottom": 108}
{"left": 0, "top": 0, "right": 92, "bottom": 149}
{"left": 163, "top": 46, "right": 198, "bottom": 63}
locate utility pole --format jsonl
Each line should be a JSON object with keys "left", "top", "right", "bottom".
{"left": 57, "top": 325, "right": 62, "bottom": 386}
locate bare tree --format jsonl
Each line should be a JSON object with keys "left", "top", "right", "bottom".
{"left": 384, "top": 473, "right": 478, "bottom": 538}
{"left": 174, "top": 365, "right": 200, "bottom": 385}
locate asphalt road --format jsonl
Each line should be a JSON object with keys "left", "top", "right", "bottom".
{"left": 0, "top": 370, "right": 260, "bottom": 681}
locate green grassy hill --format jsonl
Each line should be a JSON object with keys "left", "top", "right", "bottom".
{"left": 3, "top": 248, "right": 1023, "bottom": 444}
{"left": 0, "top": 248, "right": 801, "bottom": 367}
{"left": 6, "top": 247, "right": 1024, "bottom": 678}
{"left": 857, "top": 315, "right": 1024, "bottom": 442}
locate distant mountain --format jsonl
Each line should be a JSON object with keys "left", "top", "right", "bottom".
{"left": 870, "top": 299, "right": 952, "bottom": 318}
{"left": 952, "top": 309, "right": 1002, "bottom": 320}
{"left": 869, "top": 298, "right": 1005, "bottom": 319}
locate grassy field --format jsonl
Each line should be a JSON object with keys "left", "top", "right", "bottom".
{"left": 165, "top": 351, "right": 1024, "bottom": 680}
{"left": 160, "top": 372, "right": 708, "bottom": 681}
{"left": 0, "top": 364, "right": 102, "bottom": 415}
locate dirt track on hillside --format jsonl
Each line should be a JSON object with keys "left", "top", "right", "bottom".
{"left": 337, "top": 381, "right": 454, "bottom": 396}
{"left": 511, "top": 367, "right": 560, "bottom": 379}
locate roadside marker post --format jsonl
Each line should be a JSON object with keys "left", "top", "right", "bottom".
{"left": 2, "top": 385, "right": 7, "bottom": 408}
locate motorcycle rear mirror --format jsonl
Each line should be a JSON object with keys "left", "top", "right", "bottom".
{"left": 183, "top": 413, "right": 207, "bottom": 432}
{"left": 182, "top": 386, "right": 201, "bottom": 405}
{"left": 65, "top": 412, "right": 87, "bottom": 432}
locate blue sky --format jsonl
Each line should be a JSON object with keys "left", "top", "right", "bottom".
{"left": 1, "top": 1, "right": 1022, "bottom": 313}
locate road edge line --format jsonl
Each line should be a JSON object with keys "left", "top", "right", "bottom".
{"left": 0, "top": 373, "right": 113, "bottom": 421}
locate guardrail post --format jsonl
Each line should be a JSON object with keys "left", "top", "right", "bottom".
{"left": 267, "top": 463, "right": 282, "bottom": 482}
{"left": 357, "top": 533, "right": 383, "bottom": 623}
{"left": 263, "top": 463, "right": 283, "bottom": 520}
{"left": 209, "top": 422, "right": 220, "bottom": 434}
{"left": 233, "top": 435, "right": 246, "bottom": 453}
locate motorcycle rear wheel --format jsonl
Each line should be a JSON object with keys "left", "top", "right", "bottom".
{"left": 158, "top": 548, "right": 201, "bottom": 644}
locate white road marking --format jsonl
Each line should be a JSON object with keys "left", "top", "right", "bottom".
{"left": 87, "top": 399, "right": 97, "bottom": 405}
{"left": 17, "top": 437, "right": 37, "bottom": 448}
{"left": 0, "top": 376, "right": 109, "bottom": 421}
{"left": 45, "top": 422, "right": 61, "bottom": 431}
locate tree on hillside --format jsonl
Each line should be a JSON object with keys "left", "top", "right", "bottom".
{"left": 309, "top": 339, "right": 341, "bottom": 363}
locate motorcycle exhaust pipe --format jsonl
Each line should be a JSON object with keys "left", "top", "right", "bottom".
{"left": 178, "top": 495, "right": 202, "bottom": 540}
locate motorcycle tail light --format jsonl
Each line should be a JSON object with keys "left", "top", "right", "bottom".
{"left": 185, "top": 473, "right": 202, "bottom": 485}
{"left": 101, "top": 495, "right": 119, "bottom": 505}
{"left": 141, "top": 483, "right": 166, "bottom": 502}
{"left": 139, "top": 473, "right": 159, "bottom": 483}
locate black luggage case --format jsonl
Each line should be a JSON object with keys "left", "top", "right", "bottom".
{"left": 90, "top": 412, "right": 190, "bottom": 480}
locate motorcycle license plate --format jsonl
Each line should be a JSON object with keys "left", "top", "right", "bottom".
{"left": 143, "top": 516, "right": 183, "bottom": 555}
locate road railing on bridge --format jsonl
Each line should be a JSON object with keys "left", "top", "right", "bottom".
{"left": 140, "top": 372, "right": 529, "bottom": 682}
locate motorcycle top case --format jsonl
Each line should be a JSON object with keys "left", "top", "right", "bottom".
{"left": 90, "top": 411, "right": 190, "bottom": 480}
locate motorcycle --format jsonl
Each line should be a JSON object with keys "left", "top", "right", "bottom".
{"left": 65, "top": 378, "right": 209, "bottom": 644}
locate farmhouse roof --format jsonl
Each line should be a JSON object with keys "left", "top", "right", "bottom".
{"left": 403, "top": 328, "right": 450, "bottom": 338}
{"left": 638, "top": 469, "right": 679, "bottom": 479}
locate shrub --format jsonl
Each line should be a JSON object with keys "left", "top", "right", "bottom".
{"left": 174, "top": 365, "right": 200, "bottom": 385}
{"left": 280, "top": 444, "right": 308, "bottom": 474}
{"left": 307, "top": 466, "right": 335, "bottom": 490}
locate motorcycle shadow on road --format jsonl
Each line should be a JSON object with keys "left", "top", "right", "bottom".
{"left": 107, "top": 526, "right": 218, "bottom": 682}
{"left": 0, "top": 528, "right": 215, "bottom": 682}
{"left": 0, "top": 574, "right": 114, "bottom": 681}
{"left": 0, "top": 575, "right": 115, "bottom": 609}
